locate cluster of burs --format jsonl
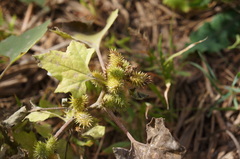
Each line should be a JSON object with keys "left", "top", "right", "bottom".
{"left": 34, "top": 50, "right": 151, "bottom": 158}
{"left": 69, "top": 49, "right": 151, "bottom": 128}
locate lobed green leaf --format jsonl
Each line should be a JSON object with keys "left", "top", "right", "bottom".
{"left": 34, "top": 41, "right": 95, "bottom": 97}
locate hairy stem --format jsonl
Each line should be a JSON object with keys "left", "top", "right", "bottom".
{"left": 89, "top": 91, "right": 105, "bottom": 108}
{"left": 29, "top": 107, "right": 67, "bottom": 112}
{"left": 54, "top": 117, "right": 75, "bottom": 139}
{"left": 103, "top": 108, "right": 137, "bottom": 143}
{"left": 96, "top": 47, "right": 106, "bottom": 73}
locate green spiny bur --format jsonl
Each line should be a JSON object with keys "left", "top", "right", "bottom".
{"left": 102, "top": 92, "right": 127, "bottom": 110}
{"left": 70, "top": 95, "right": 88, "bottom": 112}
{"left": 108, "top": 67, "right": 125, "bottom": 80}
{"left": 91, "top": 71, "right": 106, "bottom": 87}
{"left": 108, "top": 50, "right": 124, "bottom": 67}
{"left": 34, "top": 141, "right": 48, "bottom": 159}
{"left": 75, "top": 111, "right": 93, "bottom": 128}
{"left": 34, "top": 137, "right": 56, "bottom": 159}
{"left": 129, "top": 71, "right": 150, "bottom": 87}
{"left": 106, "top": 77, "right": 123, "bottom": 93}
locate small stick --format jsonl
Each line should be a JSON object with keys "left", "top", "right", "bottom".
{"left": 21, "top": 3, "right": 33, "bottom": 32}
{"left": 225, "top": 130, "right": 240, "bottom": 159}
{"left": 93, "top": 134, "right": 105, "bottom": 159}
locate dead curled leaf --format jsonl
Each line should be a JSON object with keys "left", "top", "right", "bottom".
{"left": 113, "top": 118, "right": 186, "bottom": 159}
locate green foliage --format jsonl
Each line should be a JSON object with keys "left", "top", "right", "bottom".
{"left": 163, "top": 0, "right": 210, "bottom": 12}
{"left": 72, "top": 125, "right": 105, "bottom": 147}
{"left": 0, "top": 20, "right": 50, "bottom": 79}
{"left": 1, "top": 9, "right": 154, "bottom": 158}
{"left": 104, "top": 33, "right": 131, "bottom": 51}
{"left": 215, "top": 72, "right": 240, "bottom": 110}
{"left": 34, "top": 41, "right": 95, "bottom": 98}
{"left": 20, "top": 0, "right": 45, "bottom": 7}
{"left": 33, "top": 123, "right": 52, "bottom": 138}
{"left": 51, "top": 10, "right": 118, "bottom": 51}
{"left": 188, "top": 10, "right": 240, "bottom": 53}
{"left": 228, "top": 34, "right": 240, "bottom": 49}
{"left": 190, "top": 53, "right": 220, "bottom": 92}
{"left": 192, "top": 54, "right": 240, "bottom": 111}
{"left": 12, "top": 122, "right": 37, "bottom": 158}
{"left": 26, "top": 111, "right": 64, "bottom": 122}
{"left": 82, "top": 125, "right": 105, "bottom": 139}
{"left": 147, "top": 36, "right": 174, "bottom": 84}
{"left": 56, "top": 139, "right": 74, "bottom": 158}
{"left": 0, "top": 20, "right": 49, "bottom": 64}
{"left": 0, "top": 9, "right": 17, "bottom": 40}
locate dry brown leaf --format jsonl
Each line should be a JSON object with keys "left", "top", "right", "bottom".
{"left": 113, "top": 118, "right": 186, "bottom": 159}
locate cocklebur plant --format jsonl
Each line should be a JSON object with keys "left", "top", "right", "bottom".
{"left": 32, "top": 10, "right": 151, "bottom": 158}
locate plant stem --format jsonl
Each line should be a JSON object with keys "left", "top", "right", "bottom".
{"left": 96, "top": 47, "right": 106, "bottom": 73}
{"left": 93, "top": 37, "right": 136, "bottom": 144}
{"left": 28, "top": 107, "right": 68, "bottom": 112}
{"left": 103, "top": 108, "right": 137, "bottom": 143}
{"left": 29, "top": 107, "right": 67, "bottom": 112}
{"left": 54, "top": 117, "right": 75, "bottom": 139}
{"left": 89, "top": 91, "right": 105, "bottom": 108}
{"left": 0, "top": 63, "right": 11, "bottom": 80}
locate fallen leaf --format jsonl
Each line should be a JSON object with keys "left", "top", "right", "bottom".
{"left": 113, "top": 118, "right": 186, "bottom": 159}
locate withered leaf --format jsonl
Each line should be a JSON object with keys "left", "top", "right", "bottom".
{"left": 113, "top": 118, "right": 186, "bottom": 159}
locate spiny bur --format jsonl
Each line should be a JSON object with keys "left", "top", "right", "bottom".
{"left": 107, "top": 67, "right": 125, "bottom": 80}
{"left": 91, "top": 71, "right": 106, "bottom": 87}
{"left": 69, "top": 95, "right": 88, "bottom": 112}
{"left": 108, "top": 49, "right": 124, "bottom": 67}
{"left": 129, "top": 71, "right": 151, "bottom": 87}
{"left": 75, "top": 111, "right": 93, "bottom": 128}
{"left": 46, "top": 136, "right": 57, "bottom": 151}
{"left": 34, "top": 136, "right": 57, "bottom": 159}
{"left": 102, "top": 92, "right": 127, "bottom": 110}
{"left": 122, "top": 59, "right": 131, "bottom": 73}
{"left": 106, "top": 77, "right": 123, "bottom": 94}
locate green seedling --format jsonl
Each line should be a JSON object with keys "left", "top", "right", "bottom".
{"left": 191, "top": 53, "right": 239, "bottom": 111}
{"left": 147, "top": 34, "right": 205, "bottom": 109}
{"left": 214, "top": 72, "right": 240, "bottom": 110}
{"left": 190, "top": 52, "right": 220, "bottom": 92}
{"left": 104, "top": 33, "right": 131, "bottom": 52}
